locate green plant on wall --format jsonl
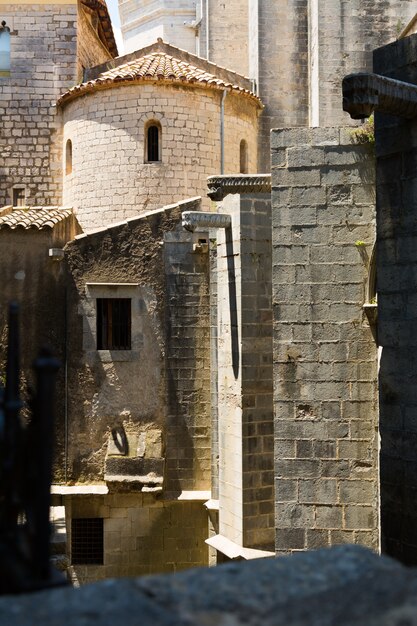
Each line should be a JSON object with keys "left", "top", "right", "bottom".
{"left": 350, "top": 114, "right": 375, "bottom": 145}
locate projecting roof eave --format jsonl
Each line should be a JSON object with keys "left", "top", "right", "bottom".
{"left": 57, "top": 75, "right": 263, "bottom": 109}
{"left": 81, "top": 0, "right": 118, "bottom": 57}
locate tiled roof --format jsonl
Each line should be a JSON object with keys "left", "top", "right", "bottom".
{"left": 57, "top": 51, "right": 262, "bottom": 107}
{"left": 0, "top": 207, "right": 73, "bottom": 230}
{"left": 81, "top": 0, "right": 118, "bottom": 58}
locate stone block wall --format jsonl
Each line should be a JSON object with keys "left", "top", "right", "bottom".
{"left": 64, "top": 493, "right": 208, "bottom": 584}
{"left": 271, "top": 127, "right": 379, "bottom": 553}
{"left": 64, "top": 198, "right": 211, "bottom": 494}
{"left": 374, "top": 34, "right": 417, "bottom": 565}
{"left": 215, "top": 190, "right": 274, "bottom": 551}
{"left": 164, "top": 224, "right": 211, "bottom": 494}
{"left": 62, "top": 84, "right": 259, "bottom": 231}
{"left": 0, "top": 3, "right": 78, "bottom": 208}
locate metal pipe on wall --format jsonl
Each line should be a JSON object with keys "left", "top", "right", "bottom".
{"left": 220, "top": 89, "right": 227, "bottom": 174}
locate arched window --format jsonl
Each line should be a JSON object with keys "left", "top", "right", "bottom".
{"left": 0, "top": 21, "right": 11, "bottom": 77}
{"left": 240, "top": 139, "right": 248, "bottom": 174}
{"left": 65, "top": 139, "right": 72, "bottom": 175}
{"left": 145, "top": 121, "right": 161, "bottom": 163}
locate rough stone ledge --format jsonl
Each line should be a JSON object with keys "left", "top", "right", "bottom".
{"left": 3, "top": 546, "right": 417, "bottom": 625}
{"left": 207, "top": 174, "right": 271, "bottom": 201}
{"left": 343, "top": 72, "right": 417, "bottom": 119}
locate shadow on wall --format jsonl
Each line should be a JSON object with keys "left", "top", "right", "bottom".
{"left": 225, "top": 227, "right": 239, "bottom": 380}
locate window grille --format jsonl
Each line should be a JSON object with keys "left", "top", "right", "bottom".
{"left": 71, "top": 518, "right": 104, "bottom": 565}
{"left": 97, "top": 298, "right": 131, "bottom": 350}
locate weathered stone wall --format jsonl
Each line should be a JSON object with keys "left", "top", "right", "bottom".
{"left": 77, "top": 3, "right": 113, "bottom": 79}
{"left": 316, "top": 0, "right": 416, "bottom": 128}
{"left": 374, "top": 34, "right": 417, "bottom": 565}
{"left": 271, "top": 127, "right": 379, "bottom": 553}
{"left": 215, "top": 191, "right": 274, "bottom": 551}
{"left": 0, "top": 3, "right": 78, "bottom": 208}
{"left": 62, "top": 493, "right": 208, "bottom": 583}
{"left": 0, "top": 215, "right": 80, "bottom": 474}
{"left": 207, "top": 0, "right": 249, "bottom": 78}
{"left": 120, "top": 0, "right": 198, "bottom": 54}
{"left": 5, "top": 545, "right": 417, "bottom": 625}
{"left": 257, "top": 0, "right": 308, "bottom": 171}
{"left": 63, "top": 198, "right": 210, "bottom": 492}
{"left": 62, "top": 84, "right": 259, "bottom": 231}
{"left": 59, "top": 198, "right": 211, "bottom": 581}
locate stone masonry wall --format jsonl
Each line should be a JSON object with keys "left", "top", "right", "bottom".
{"left": 271, "top": 127, "right": 379, "bottom": 553}
{"left": 216, "top": 191, "right": 274, "bottom": 550}
{"left": 62, "top": 84, "right": 259, "bottom": 231}
{"left": 257, "top": 0, "right": 308, "bottom": 171}
{"left": 63, "top": 198, "right": 211, "bottom": 493}
{"left": 207, "top": 0, "right": 249, "bottom": 78}
{"left": 77, "top": 4, "right": 113, "bottom": 79}
{"left": 316, "top": 0, "right": 416, "bottom": 128}
{"left": 63, "top": 493, "right": 208, "bottom": 584}
{"left": 374, "top": 34, "right": 417, "bottom": 565}
{"left": 0, "top": 3, "right": 78, "bottom": 208}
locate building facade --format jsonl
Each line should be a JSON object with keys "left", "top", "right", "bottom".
{"left": 2, "top": 0, "right": 417, "bottom": 582}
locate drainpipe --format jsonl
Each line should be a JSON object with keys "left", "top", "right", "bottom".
{"left": 64, "top": 285, "right": 68, "bottom": 483}
{"left": 220, "top": 89, "right": 227, "bottom": 175}
{"left": 206, "top": 0, "right": 209, "bottom": 60}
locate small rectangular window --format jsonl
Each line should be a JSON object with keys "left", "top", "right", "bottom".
{"left": 97, "top": 298, "right": 131, "bottom": 350}
{"left": 71, "top": 518, "right": 104, "bottom": 565}
{"left": 12, "top": 188, "right": 25, "bottom": 207}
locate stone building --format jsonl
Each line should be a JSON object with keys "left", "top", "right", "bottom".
{"left": 2, "top": 0, "right": 417, "bottom": 584}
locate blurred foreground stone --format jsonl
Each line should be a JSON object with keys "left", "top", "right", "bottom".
{"left": 2, "top": 545, "right": 417, "bottom": 625}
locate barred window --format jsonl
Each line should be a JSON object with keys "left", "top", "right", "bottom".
{"left": 97, "top": 298, "right": 131, "bottom": 350}
{"left": 71, "top": 518, "right": 103, "bottom": 565}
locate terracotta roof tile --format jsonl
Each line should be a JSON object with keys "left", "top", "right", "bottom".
{"left": 57, "top": 52, "right": 262, "bottom": 107}
{"left": 0, "top": 207, "right": 73, "bottom": 230}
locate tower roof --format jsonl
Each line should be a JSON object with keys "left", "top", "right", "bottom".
{"left": 57, "top": 41, "right": 262, "bottom": 108}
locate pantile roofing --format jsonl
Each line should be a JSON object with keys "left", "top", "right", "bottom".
{"left": 57, "top": 51, "right": 262, "bottom": 107}
{"left": 0, "top": 207, "right": 74, "bottom": 230}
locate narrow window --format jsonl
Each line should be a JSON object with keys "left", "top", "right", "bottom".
{"left": 12, "top": 187, "right": 25, "bottom": 207}
{"left": 146, "top": 122, "right": 161, "bottom": 162}
{"left": 65, "top": 139, "right": 72, "bottom": 175}
{"left": 240, "top": 139, "right": 248, "bottom": 174}
{"left": 97, "top": 298, "right": 131, "bottom": 350}
{"left": 71, "top": 518, "right": 103, "bottom": 565}
{"left": 0, "top": 21, "right": 10, "bottom": 78}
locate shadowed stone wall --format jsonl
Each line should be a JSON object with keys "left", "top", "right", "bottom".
{"left": 374, "top": 34, "right": 417, "bottom": 565}
{"left": 215, "top": 190, "right": 274, "bottom": 551}
{"left": 271, "top": 127, "right": 379, "bottom": 553}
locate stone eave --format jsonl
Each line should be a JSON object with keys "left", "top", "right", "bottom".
{"left": 207, "top": 174, "right": 272, "bottom": 201}
{"left": 57, "top": 74, "right": 262, "bottom": 109}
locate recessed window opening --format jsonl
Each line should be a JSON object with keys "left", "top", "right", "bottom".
{"left": 97, "top": 298, "right": 131, "bottom": 350}
{"left": 146, "top": 121, "right": 161, "bottom": 162}
{"left": 240, "top": 139, "right": 248, "bottom": 174}
{"left": 65, "top": 139, "right": 73, "bottom": 175}
{"left": 12, "top": 187, "right": 25, "bottom": 207}
{"left": 71, "top": 518, "right": 103, "bottom": 565}
{"left": 0, "top": 21, "right": 10, "bottom": 78}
